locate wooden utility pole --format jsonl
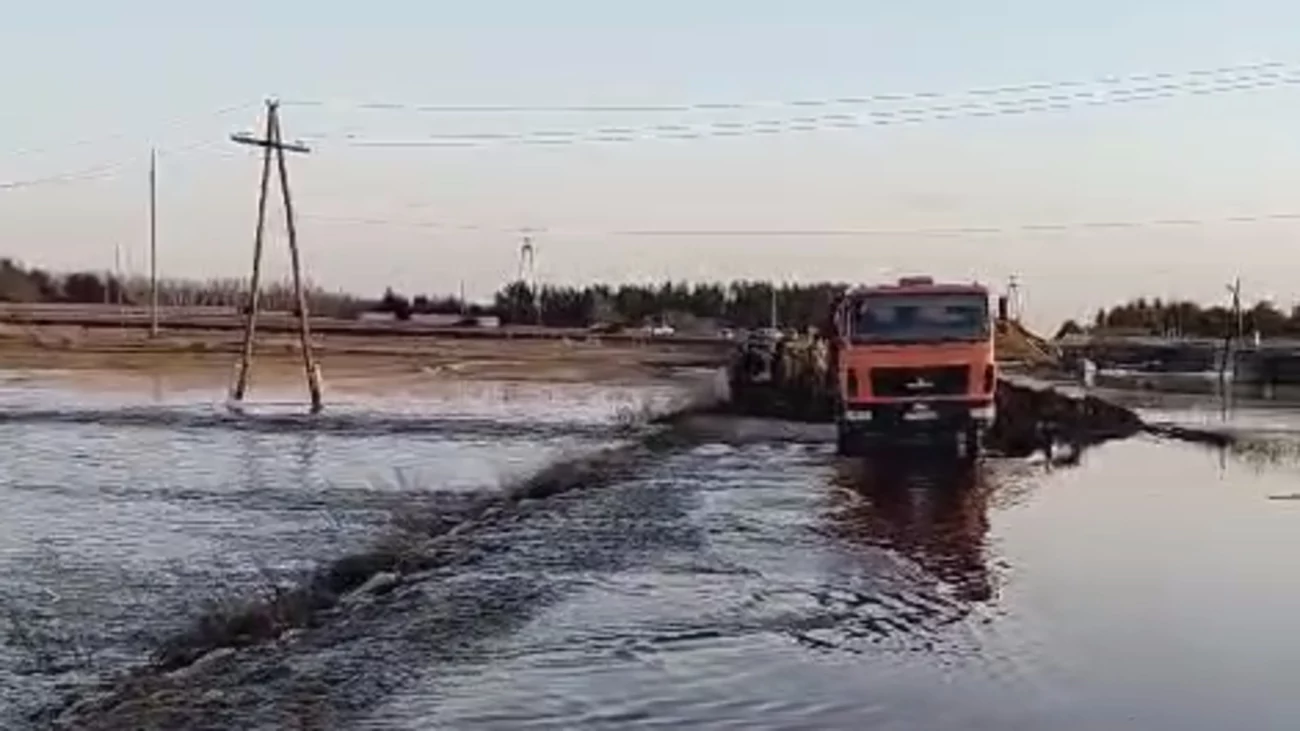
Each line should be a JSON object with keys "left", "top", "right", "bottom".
{"left": 149, "top": 148, "right": 159, "bottom": 337}
{"left": 1220, "top": 277, "right": 1244, "bottom": 385}
{"left": 113, "top": 244, "right": 125, "bottom": 329}
{"left": 228, "top": 99, "right": 323, "bottom": 413}
{"left": 1230, "top": 277, "right": 1243, "bottom": 343}
{"left": 1008, "top": 274, "right": 1022, "bottom": 323}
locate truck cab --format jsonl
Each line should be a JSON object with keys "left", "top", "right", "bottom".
{"left": 830, "top": 276, "right": 997, "bottom": 458}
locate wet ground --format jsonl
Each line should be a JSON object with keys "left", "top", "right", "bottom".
{"left": 5, "top": 376, "right": 1300, "bottom": 729}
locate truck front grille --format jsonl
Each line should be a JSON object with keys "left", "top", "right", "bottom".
{"left": 870, "top": 365, "right": 969, "bottom": 398}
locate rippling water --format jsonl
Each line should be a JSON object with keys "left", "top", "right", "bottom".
{"left": 343, "top": 437, "right": 1300, "bottom": 731}
{"left": 0, "top": 379, "right": 684, "bottom": 726}
{"left": 8, "top": 379, "right": 1300, "bottom": 730}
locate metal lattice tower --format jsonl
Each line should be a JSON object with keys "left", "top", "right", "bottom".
{"left": 517, "top": 235, "right": 535, "bottom": 285}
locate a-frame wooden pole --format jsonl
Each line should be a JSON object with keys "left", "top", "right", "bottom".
{"left": 230, "top": 100, "right": 276, "bottom": 405}
{"left": 269, "top": 106, "right": 323, "bottom": 413}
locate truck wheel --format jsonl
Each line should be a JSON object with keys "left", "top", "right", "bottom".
{"left": 836, "top": 423, "right": 855, "bottom": 457}
{"left": 960, "top": 427, "right": 983, "bottom": 462}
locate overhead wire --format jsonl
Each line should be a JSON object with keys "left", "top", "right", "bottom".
{"left": 1, "top": 100, "right": 261, "bottom": 161}
{"left": 297, "top": 68, "right": 1300, "bottom": 149}
{"left": 280, "top": 60, "right": 1289, "bottom": 114}
{"left": 5, "top": 63, "right": 1294, "bottom": 185}
{"left": 297, "top": 210, "right": 1300, "bottom": 238}
{"left": 6, "top": 62, "right": 1297, "bottom": 201}
{"left": 0, "top": 160, "right": 132, "bottom": 191}
{"left": 0, "top": 139, "right": 238, "bottom": 191}
{"left": 0, "top": 99, "right": 261, "bottom": 191}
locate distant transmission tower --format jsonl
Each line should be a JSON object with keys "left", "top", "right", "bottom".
{"left": 518, "top": 233, "right": 541, "bottom": 325}
{"left": 517, "top": 234, "right": 535, "bottom": 284}
{"left": 1007, "top": 275, "right": 1022, "bottom": 322}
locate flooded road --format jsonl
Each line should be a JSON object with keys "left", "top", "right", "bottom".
{"left": 0, "top": 379, "right": 685, "bottom": 726}
{"left": 6, "top": 378, "right": 1300, "bottom": 729}
{"left": 351, "top": 437, "right": 1300, "bottom": 731}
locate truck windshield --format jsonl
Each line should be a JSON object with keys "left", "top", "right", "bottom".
{"left": 848, "top": 293, "right": 989, "bottom": 343}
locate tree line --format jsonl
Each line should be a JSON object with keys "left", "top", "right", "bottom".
{"left": 1065, "top": 297, "right": 1300, "bottom": 339}
{"left": 488, "top": 280, "right": 846, "bottom": 330}
{"left": 0, "top": 258, "right": 364, "bottom": 317}
{"left": 1, "top": 259, "right": 850, "bottom": 331}
{"left": 375, "top": 280, "right": 847, "bottom": 330}
{"left": 34, "top": 255, "right": 1290, "bottom": 339}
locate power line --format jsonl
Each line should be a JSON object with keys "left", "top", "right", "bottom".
{"left": 339, "top": 71, "right": 1299, "bottom": 146}
{"left": 281, "top": 60, "right": 1289, "bottom": 115}
{"left": 0, "top": 140, "right": 228, "bottom": 191}
{"left": 1, "top": 101, "right": 260, "bottom": 161}
{"left": 313, "top": 70, "right": 1300, "bottom": 150}
{"left": 3, "top": 64, "right": 1289, "bottom": 187}
{"left": 297, "top": 210, "right": 1300, "bottom": 238}
{"left": 0, "top": 159, "right": 134, "bottom": 191}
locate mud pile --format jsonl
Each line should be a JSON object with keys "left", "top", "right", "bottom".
{"left": 988, "top": 377, "right": 1145, "bottom": 454}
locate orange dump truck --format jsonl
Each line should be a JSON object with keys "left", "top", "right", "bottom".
{"left": 828, "top": 276, "right": 997, "bottom": 457}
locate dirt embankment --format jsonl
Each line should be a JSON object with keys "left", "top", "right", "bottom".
{"left": 0, "top": 323, "right": 728, "bottom": 395}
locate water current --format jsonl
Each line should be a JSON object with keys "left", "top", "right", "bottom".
{"left": 3, "top": 377, "right": 1300, "bottom": 730}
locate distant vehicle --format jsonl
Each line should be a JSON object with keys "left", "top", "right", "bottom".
{"left": 648, "top": 324, "right": 675, "bottom": 337}
{"left": 828, "top": 276, "right": 996, "bottom": 460}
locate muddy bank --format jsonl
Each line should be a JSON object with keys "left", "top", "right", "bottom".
{"left": 998, "top": 372, "right": 1300, "bottom": 457}
{"left": 0, "top": 325, "right": 726, "bottom": 394}
{"left": 988, "top": 376, "right": 1145, "bottom": 454}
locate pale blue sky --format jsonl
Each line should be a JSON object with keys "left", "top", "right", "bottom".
{"left": 4, "top": 1, "right": 1300, "bottom": 329}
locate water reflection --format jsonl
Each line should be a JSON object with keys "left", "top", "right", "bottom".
{"left": 237, "top": 429, "right": 271, "bottom": 495}
{"left": 828, "top": 454, "right": 996, "bottom": 602}
{"left": 293, "top": 430, "right": 320, "bottom": 489}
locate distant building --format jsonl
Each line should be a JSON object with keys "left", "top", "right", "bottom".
{"left": 357, "top": 311, "right": 499, "bottom": 328}
{"left": 410, "top": 312, "right": 500, "bottom": 328}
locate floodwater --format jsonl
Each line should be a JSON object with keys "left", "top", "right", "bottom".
{"left": 5, "top": 377, "right": 1300, "bottom": 730}
{"left": 354, "top": 436, "right": 1300, "bottom": 731}
{"left": 0, "top": 377, "right": 688, "bottom": 727}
